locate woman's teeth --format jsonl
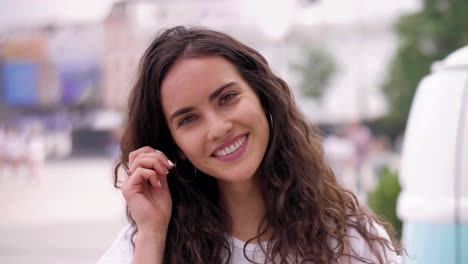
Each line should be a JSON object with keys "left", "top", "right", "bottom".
{"left": 214, "top": 136, "right": 247, "bottom": 157}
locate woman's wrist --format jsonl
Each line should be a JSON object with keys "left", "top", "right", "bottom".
{"left": 133, "top": 230, "right": 167, "bottom": 264}
{"left": 135, "top": 228, "right": 167, "bottom": 245}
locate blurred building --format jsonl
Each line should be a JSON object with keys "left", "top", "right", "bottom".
{"left": 102, "top": 1, "right": 143, "bottom": 110}
{"left": 0, "top": 0, "right": 421, "bottom": 157}
{"left": 0, "top": 23, "right": 104, "bottom": 157}
{"left": 102, "top": 0, "right": 421, "bottom": 124}
{"left": 0, "top": 23, "right": 102, "bottom": 108}
{"left": 0, "top": 29, "right": 51, "bottom": 110}
{"left": 101, "top": 0, "right": 284, "bottom": 110}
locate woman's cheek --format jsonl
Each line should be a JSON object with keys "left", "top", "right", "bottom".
{"left": 177, "top": 131, "right": 204, "bottom": 158}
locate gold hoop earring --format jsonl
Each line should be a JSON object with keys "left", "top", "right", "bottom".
{"left": 174, "top": 159, "right": 197, "bottom": 183}
{"left": 268, "top": 113, "right": 273, "bottom": 129}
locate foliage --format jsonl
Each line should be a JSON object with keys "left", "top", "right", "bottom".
{"left": 374, "top": 0, "right": 468, "bottom": 139}
{"left": 367, "top": 166, "right": 402, "bottom": 239}
{"left": 294, "top": 48, "right": 336, "bottom": 98}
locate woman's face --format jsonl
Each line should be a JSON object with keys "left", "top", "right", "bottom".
{"left": 161, "top": 56, "right": 270, "bottom": 183}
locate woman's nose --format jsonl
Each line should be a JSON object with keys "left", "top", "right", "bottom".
{"left": 206, "top": 114, "right": 233, "bottom": 141}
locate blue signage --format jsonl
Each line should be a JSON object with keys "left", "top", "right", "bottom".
{"left": 2, "top": 62, "right": 38, "bottom": 105}
{"left": 58, "top": 63, "right": 99, "bottom": 104}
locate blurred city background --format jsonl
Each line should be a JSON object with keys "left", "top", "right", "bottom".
{"left": 0, "top": 0, "right": 467, "bottom": 263}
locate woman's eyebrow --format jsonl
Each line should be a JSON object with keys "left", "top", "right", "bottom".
{"left": 169, "top": 106, "right": 195, "bottom": 123}
{"left": 208, "top": 81, "right": 238, "bottom": 102}
{"left": 169, "top": 81, "right": 238, "bottom": 123}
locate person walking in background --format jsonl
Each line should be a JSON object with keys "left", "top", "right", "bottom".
{"left": 322, "top": 126, "right": 356, "bottom": 190}
{"left": 0, "top": 125, "right": 5, "bottom": 178}
{"left": 346, "top": 121, "right": 374, "bottom": 172}
{"left": 98, "top": 26, "right": 402, "bottom": 264}
{"left": 2, "top": 126, "right": 26, "bottom": 179}
{"left": 108, "top": 126, "right": 124, "bottom": 160}
{"left": 346, "top": 121, "right": 374, "bottom": 196}
{"left": 26, "top": 123, "right": 46, "bottom": 183}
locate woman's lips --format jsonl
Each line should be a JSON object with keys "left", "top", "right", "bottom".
{"left": 212, "top": 133, "right": 249, "bottom": 162}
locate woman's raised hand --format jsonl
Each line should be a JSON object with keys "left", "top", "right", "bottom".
{"left": 121, "top": 146, "right": 174, "bottom": 236}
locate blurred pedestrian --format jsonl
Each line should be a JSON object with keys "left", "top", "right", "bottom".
{"left": 323, "top": 126, "right": 355, "bottom": 187}
{"left": 26, "top": 123, "right": 46, "bottom": 183}
{"left": 108, "top": 126, "right": 123, "bottom": 160}
{"left": 346, "top": 121, "right": 374, "bottom": 196}
{"left": 3, "top": 126, "right": 26, "bottom": 178}
{"left": 0, "top": 125, "right": 5, "bottom": 178}
{"left": 346, "top": 121, "right": 374, "bottom": 171}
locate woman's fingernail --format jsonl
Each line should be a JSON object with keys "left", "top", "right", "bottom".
{"left": 163, "top": 167, "right": 169, "bottom": 174}
{"left": 168, "top": 160, "right": 174, "bottom": 167}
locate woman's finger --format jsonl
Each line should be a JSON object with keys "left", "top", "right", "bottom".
{"left": 129, "top": 147, "right": 174, "bottom": 169}
{"left": 128, "top": 146, "right": 158, "bottom": 166}
{"left": 121, "top": 167, "right": 159, "bottom": 198}
{"left": 129, "top": 156, "right": 172, "bottom": 177}
{"left": 157, "top": 170, "right": 169, "bottom": 189}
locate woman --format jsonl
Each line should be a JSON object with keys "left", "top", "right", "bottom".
{"left": 98, "top": 26, "right": 401, "bottom": 264}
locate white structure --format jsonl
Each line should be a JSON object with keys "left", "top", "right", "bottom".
{"left": 397, "top": 46, "right": 468, "bottom": 264}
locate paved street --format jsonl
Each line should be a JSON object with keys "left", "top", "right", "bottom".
{"left": 0, "top": 157, "right": 127, "bottom": 264}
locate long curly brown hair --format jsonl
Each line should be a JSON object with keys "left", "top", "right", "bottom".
{"left": 113, "top": 26, "right": 400, "bottom": 263}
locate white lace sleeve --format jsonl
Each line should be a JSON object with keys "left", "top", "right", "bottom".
{"left": 348, "top": 221, "right": 403, "bottom": 264}
{"left": 97, "top": 224, "right": 135, "bottom": 264}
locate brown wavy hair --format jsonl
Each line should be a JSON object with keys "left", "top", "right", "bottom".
{"left": 113, "top": 26, "right": 401, "bottom": 263}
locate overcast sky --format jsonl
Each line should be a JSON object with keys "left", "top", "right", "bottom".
{"left": 0, "top": 0, "right": 116, "bottom": 29}
{"left": 0, "top": 0, "right": 421, "bottom": 31}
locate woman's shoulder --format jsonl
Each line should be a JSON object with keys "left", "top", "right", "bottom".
{"left": 347, "top": 219, "right": 402, "bottom": 264}
{"left": 96, "top": 224, "right": 135, "bottom": 264}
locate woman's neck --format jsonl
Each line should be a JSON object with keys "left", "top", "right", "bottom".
{"left": 217, "top": 177, "right": 270, "bottom": 242}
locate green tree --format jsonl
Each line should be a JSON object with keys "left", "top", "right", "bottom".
{"left": 294, "top": 48, "right": 336, "bottom": 98}
{"left": 374, "top": 0, "right": 468, "bottom": 139}
{"left": 367, "top": 166, "right": 402, "bottom": 239}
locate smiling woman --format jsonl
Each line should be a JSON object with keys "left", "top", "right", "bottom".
{"left": 161, "top": 56, "right": 270, "bottom": 184}
{"left": 97, "top": 26, "right": 402, "bottom": 264}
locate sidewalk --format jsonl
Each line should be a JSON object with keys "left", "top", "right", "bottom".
{"left": 0, "top": 157, "right": 127, "bottom": 264}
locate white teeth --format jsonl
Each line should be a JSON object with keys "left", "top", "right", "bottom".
{"left": 214, "top": 136, "right": 246, "bottom": 157}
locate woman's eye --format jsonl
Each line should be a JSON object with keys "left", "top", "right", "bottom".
{"left": 179, "top": 115, "right": 196, "bottom": 126}
{"left": 220, "top": 93, "right": 237, "bottom": 104}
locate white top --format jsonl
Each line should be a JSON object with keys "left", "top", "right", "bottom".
{"left": 97, "top": 221, "right": 402, "bottom": 264}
